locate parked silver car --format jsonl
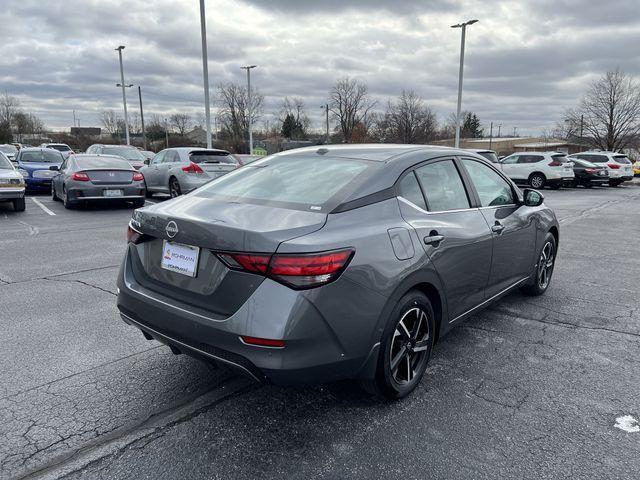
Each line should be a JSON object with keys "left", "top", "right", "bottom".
{"left": 140, "top": 147, "right": 238, "bottom": 198}
{"left": 51, "top": 154, "right": 146, "bottom": 209}
{"left": 0, "top": 152, "right": 26, "bottom": 211}
{"left": 118, "top": 144, "right": 559, "bottom": 399}
{"left": 85, "top": 144, "right": 146, "bottom": 170}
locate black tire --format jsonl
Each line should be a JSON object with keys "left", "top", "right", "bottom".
{"left": 169, "top": 177, "right": 181, "bottom": 198}
{"left": 13, "top": 197, "right": 25, "bottom": 212}
{"left": 521, "top": 232, "right": 557, "bottom": 296}
{"left": 362, "top": 291, "right": 435, "bottom": 400}
{"left": 550, "top": 184, "right": 561, "bottom": 190}
{"left": 62, "top": 187, "right": 76, "bottom": 210}
{"left": 584, "top": 183, "right": 593, "bottom": 189}
{"left": 609, "top": 180, "right": 621, "bottom": 187}
{"left": 529, "top": 173, "right": 546, "bottom": 189}
{"left": 51, "top": 184, "right": 59, "bottom": 201}
{"left": 144, "top": 183, "right": 153, "bottom": 198}
{"left": 132, "top": 198, "right": 145, "bottom": 208}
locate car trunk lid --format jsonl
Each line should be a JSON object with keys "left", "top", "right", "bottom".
{"left": 86, "top": 169, "right": 133, "bottom": 185}
{"left": 189, "top": 150, "right": 237, "bottom": 180}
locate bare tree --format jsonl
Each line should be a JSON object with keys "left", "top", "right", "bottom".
{"left": 0, "top": 92, "right": 20, "bottom": 127}
{"left": 13, "top": 112, "right": 45, "bottom": 140}
{"left": 99, "top": 109, "right": 120, "bottom": 136}
{"left": 376, "top": 90, "right": 437, "bottom": 144}
{"left": 329, "top": 77, "right": 377, "bottom": 143}
{"left": 216, "top": 83, "right": 264, "bottom": 152}
{"left": 565, "top": 69, "right": 640, "bottom": 151}
{"left": 170, "top": 113, "right": 191, "bottom": 136}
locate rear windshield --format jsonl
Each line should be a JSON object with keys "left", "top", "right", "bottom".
{"left": 572, "top": 159, "right": 598, "bottom": 168}
{"left": 76, "top": 157, "right": 132, "bottom": 170}
{"left": 0, "top": 145, "right": 18, "bottom": 154}
{"left": 48, "top": 144, "right": 71, "bottom": 152}
{"left": 20, "top": 150, "right": 63, "bottom": 163}
{"left": 102, "top": 147, "right": 144, "bottom": 161}
{"left": 0, "top": 155, "right": 13, "bottom": 169}
{"left": 477, "top": 151, "right": 498, "bottom": 163}
{"left": 551, "top": 154, "right": 570, "bottom": 162}
{"left": 189, "top": 151, "right": 236, "bottom": 164}
{"left": 197, "top": 155, "right": 376, "bottom": 211}
{"left": 613, "top": 155, "right": 631, "bottom": 164}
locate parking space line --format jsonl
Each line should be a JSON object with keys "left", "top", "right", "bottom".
{"left": 31, "top": 197, "right": 56, "bottom": 216}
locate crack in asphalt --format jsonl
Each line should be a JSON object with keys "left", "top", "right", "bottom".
{"left": 44, "top": 277, "right": 117, "bottom": 297}
{"left": 0, "top": 265, "right": 119, "bottom": 286}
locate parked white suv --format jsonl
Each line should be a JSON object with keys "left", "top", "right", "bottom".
{"left": 567, "top": 151, "right": 633, "bottom": 187}
{"left": 496, "top": 151, "right": 575, "bottom": 189}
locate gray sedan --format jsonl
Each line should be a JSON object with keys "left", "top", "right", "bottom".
{"left": 52, "top": 154, "right": 146, "bottom": 209}
{"left": 118, "top": 145, "right": 559, "bottom": 400}
{"left": 140, "top": 147, "right": 238, "bottom": 198}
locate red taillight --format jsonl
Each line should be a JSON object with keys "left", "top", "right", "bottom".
{"left": 133, "top": 172, "right": 144, "bottom": 181}
{"left": 585, "top": 168, "right": 597, "bottom": 173}
{"left": 217, "top": 249, "right": 354, "bottom": 289}
{"left": 71, "top": 172, "right": 90, "bottom": 181}
{"left": 608, "top": 163, "right": 620, "bottom": 169}
{"left": 548, "top": 160, "right": 563, "bottom": 167}
{"left": 181, "top": 162, "right": 203, "bottom": 174}
{"left": 240, "top": 336, "right": 285, "bottom": 348}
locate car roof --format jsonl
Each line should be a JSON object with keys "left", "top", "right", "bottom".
{"left": 166, "top": 147, "right": 231, "bottom": 154}
{"left": 20, "top": 147, "right": 58, "bottom": 153}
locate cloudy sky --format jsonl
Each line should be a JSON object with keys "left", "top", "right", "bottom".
{"left": 2, "top": 0, "right": 639, "bottom": 135}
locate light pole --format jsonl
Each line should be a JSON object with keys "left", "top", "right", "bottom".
{"left": 489, "top": 121, "right": 493, "bottom": 150}
{"left": 241, "top": 65, "right": 257, "bottom": 154}
{"left": 137, "top": 86, "right": 146, "bottom": 150}
{"left": 321, "top": 104, "right": 330, "bottom": 144}
{"left": 497, "top": 123, "right": 502, "bottom": 138}
{"left": 451, "top": 19, "right": 478, "bottom": 148}
{"left": 115, "top": 46, "right": 130, "bottom": 145}
{"left": 199, "top": 0, "right": 212, "bottom": 149}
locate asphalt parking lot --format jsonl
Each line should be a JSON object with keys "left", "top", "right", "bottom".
{"left": 1, "top": 183, "right": 639, "bottom": 480}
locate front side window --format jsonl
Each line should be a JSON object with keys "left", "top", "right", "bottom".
{"left": 414, "top": 160, "right": 470, "bottom": 212}
{"left": 0, "top": 154, "right": 13, "bottom": 169}
{"left": 398, "top": 172, "right": 427, "bottom": 210}
{"left": 462, "top": 159, "right": 514, "bottom": 207}
{"left": 501, "top": 155, "right": 518, "bottom": 165}
{"left": 518, "top": 155, "right": 544, "bottom": 164}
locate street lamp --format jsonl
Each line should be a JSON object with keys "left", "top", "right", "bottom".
{"left": 320, "top": 104, "right": 330, "bottom": 144}
{"left": 199, "top": 0, "right": 212, "bottom": 149}
{"left": 115, "top": 46, "right": 130, "bottom": 145}
{"left": 116, "top": 83, "right": 146, "bottom": 150}
{"left": 451, "top": 19, "right": 478, "bottom": 148}
{"left": 241, "top": 65, "right": 257, "bottom": 154}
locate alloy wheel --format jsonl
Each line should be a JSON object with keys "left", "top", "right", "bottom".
{"left": 530, "top": 175, "right": 544, "bottom": 189}
{"left": 169, "top": 179, "right": 181, "bottom": 198}
{"left": 537, "top": 241, "right": 554, "bottom": 289}
{"left": 389, "top": 307, "right": 430, "bottom": 384}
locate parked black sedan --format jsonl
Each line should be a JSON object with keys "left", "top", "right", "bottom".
{"left": 570, "top": 158, "right": 609, "bottom": 188}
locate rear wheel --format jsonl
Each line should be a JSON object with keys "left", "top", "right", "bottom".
{"left": 362, "top": 291, "right": 435, "bottom": 400}
{"left": 609, "top": 180, "right": 621, "bottom": 187}
{"left": 169, "top": 177, "right": 181, "bottom": 198}
{"left": 144, "top": 183, "right": 153, "bottom": 198}
{"left": 529, "top": 173, "right": 546, "bottom": 189}
{"left": 51, "top": 184, "right": 59, "bottom": 201}
{"left": 132, "top": 198, "right": 145, "bottom": 208}
{"left": 13, "top": 197, "right": 25, "bottom": 212}
{"left": 521, "top": 232, "right": 556, "bottom": 296}
{"left": 62, "top": 186, "right": 76, "bottom": 210}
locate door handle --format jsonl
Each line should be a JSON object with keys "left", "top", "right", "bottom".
{"left": 424, "top": 231, "right": 444, "bottom": 246}
{"left": 491, "top": 222, "right": 505, "bottom": 234}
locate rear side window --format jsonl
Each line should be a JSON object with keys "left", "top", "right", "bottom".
{"left": 197, "top": 155, "right": 375, "bottom": 211}
{"left": 414, "top": 160, "right": 470, "bottom": 212}
{"left": 518, "top": 155, "right": 544, "bottom": 164}
{"left": 189, "top": 151, "right": 236, "bottom": 164}
{"left": 398, "top": 172, "right": 427, "bottom": 210}
{"left": 462, "top": 159, "right": 514, "bottom": 207}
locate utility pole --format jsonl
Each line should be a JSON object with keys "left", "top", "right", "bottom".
{"left": 321, "top": 104, "right": 330, "bottom": 143}
{"left": 451, "top": 19, "right": 478, "bottom": 148}
{"left": 72, "top": 110, "right": 76, "bottom": 128}
{"left": 241, "top": 65, "right": 257, "bottom": 154}
{"left": 115, "top": 46, "right": 130, "bottom": 145}
{"left": 164, "top": 118, "right": 169, "bottom": 148}
{"left": 513, "top": 126, "right": 517, "bottom": 137}
{"left": 497, "top": 123, "right": 502, "bottom": 138}
{"left": 199, "top": 0, "right": 212, "bottom": 149}
{"left": 489, "top": 121, "right": 493, "bottom": 150}
{"left": 579, "top": 114, "right": 584, "bottom": 139}
{"left": 138, "top": 86, "right": 146, "bottom": 150}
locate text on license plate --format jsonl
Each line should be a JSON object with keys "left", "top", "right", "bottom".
{"left": 104, "top": 189, "right": 123, "bottom": 197}
{"left": 161, "top": 240, "right": 200, "bottom": 277}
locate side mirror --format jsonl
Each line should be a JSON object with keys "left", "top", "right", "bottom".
{"left": 49, "top": 165, "right": 59, "bottom": 171}
{"left": 144, "top": 159, "right": 150, "bottom": 165}
{"left": 523, "top": 188, "right": 544, "bottom": 207}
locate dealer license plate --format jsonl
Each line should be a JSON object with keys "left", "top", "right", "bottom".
{"left": 161, "top": 240, "right": 200, "bottom": 277}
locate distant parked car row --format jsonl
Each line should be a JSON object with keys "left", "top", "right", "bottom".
{"left": 468, "top": 148, "right": 635, "bottom": 188}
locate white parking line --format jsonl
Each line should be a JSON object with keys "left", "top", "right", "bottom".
{"left": 31, "top": 197, "right": 56, "bottom": 216}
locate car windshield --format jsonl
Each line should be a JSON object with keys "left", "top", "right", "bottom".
{"left": 189, "top": 151, "right": 236, "bottom": 164}
{"left": 0, "top": 155, "right": 13, "bottom": 169}
{"left": 48, "top": 144, "right": 71, "bottom": 152}
{"left": 76, "top": 157, "right": 132, "bottom": 169}
{"left": 613, "top": 155, "right": 631, "bottom": 164}
{"left": 102, "top": 147, "right": 144, "bottom": 161}
{"left": 20, "top": 150, "right": 63, "bottom": 163}
{"left": 0, "top": 145, "right": 18, "bottom": 154}
{"left": 197, "top": 155, "right": 375, "bottom": 210}
{"left": 477, "top": 151, "right": 498, "bottom": 163}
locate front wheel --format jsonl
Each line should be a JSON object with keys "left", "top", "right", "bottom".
{"left": 362, "top": 291, "right": 435, "bottom": 400}
{"left": 13, "top": 197, "right": 25, "bottom": 212}
{"left": 521, "top": 232, "right": 556, "bottom": 296}
{"left": 529, "top": 173, "right": 546, "bottom": 189}
{"left": 609, "top": 180, "right": 621, "bottom": 187}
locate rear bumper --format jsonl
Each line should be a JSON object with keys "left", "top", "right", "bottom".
{"left": 25, "top": 178, "right": 52, "bottom": 190}
{"left": 116, "top": 247, "right": 379, "bottom": 385}
{"left": 67, "top": 185, "right": 145, "bottom": 201}
{"left": 179, "top": 175, "right": 212, "bottom": 193}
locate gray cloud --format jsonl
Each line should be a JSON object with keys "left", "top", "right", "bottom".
{"left": 1, "top": 0, "right": 638, "bottom": 137}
